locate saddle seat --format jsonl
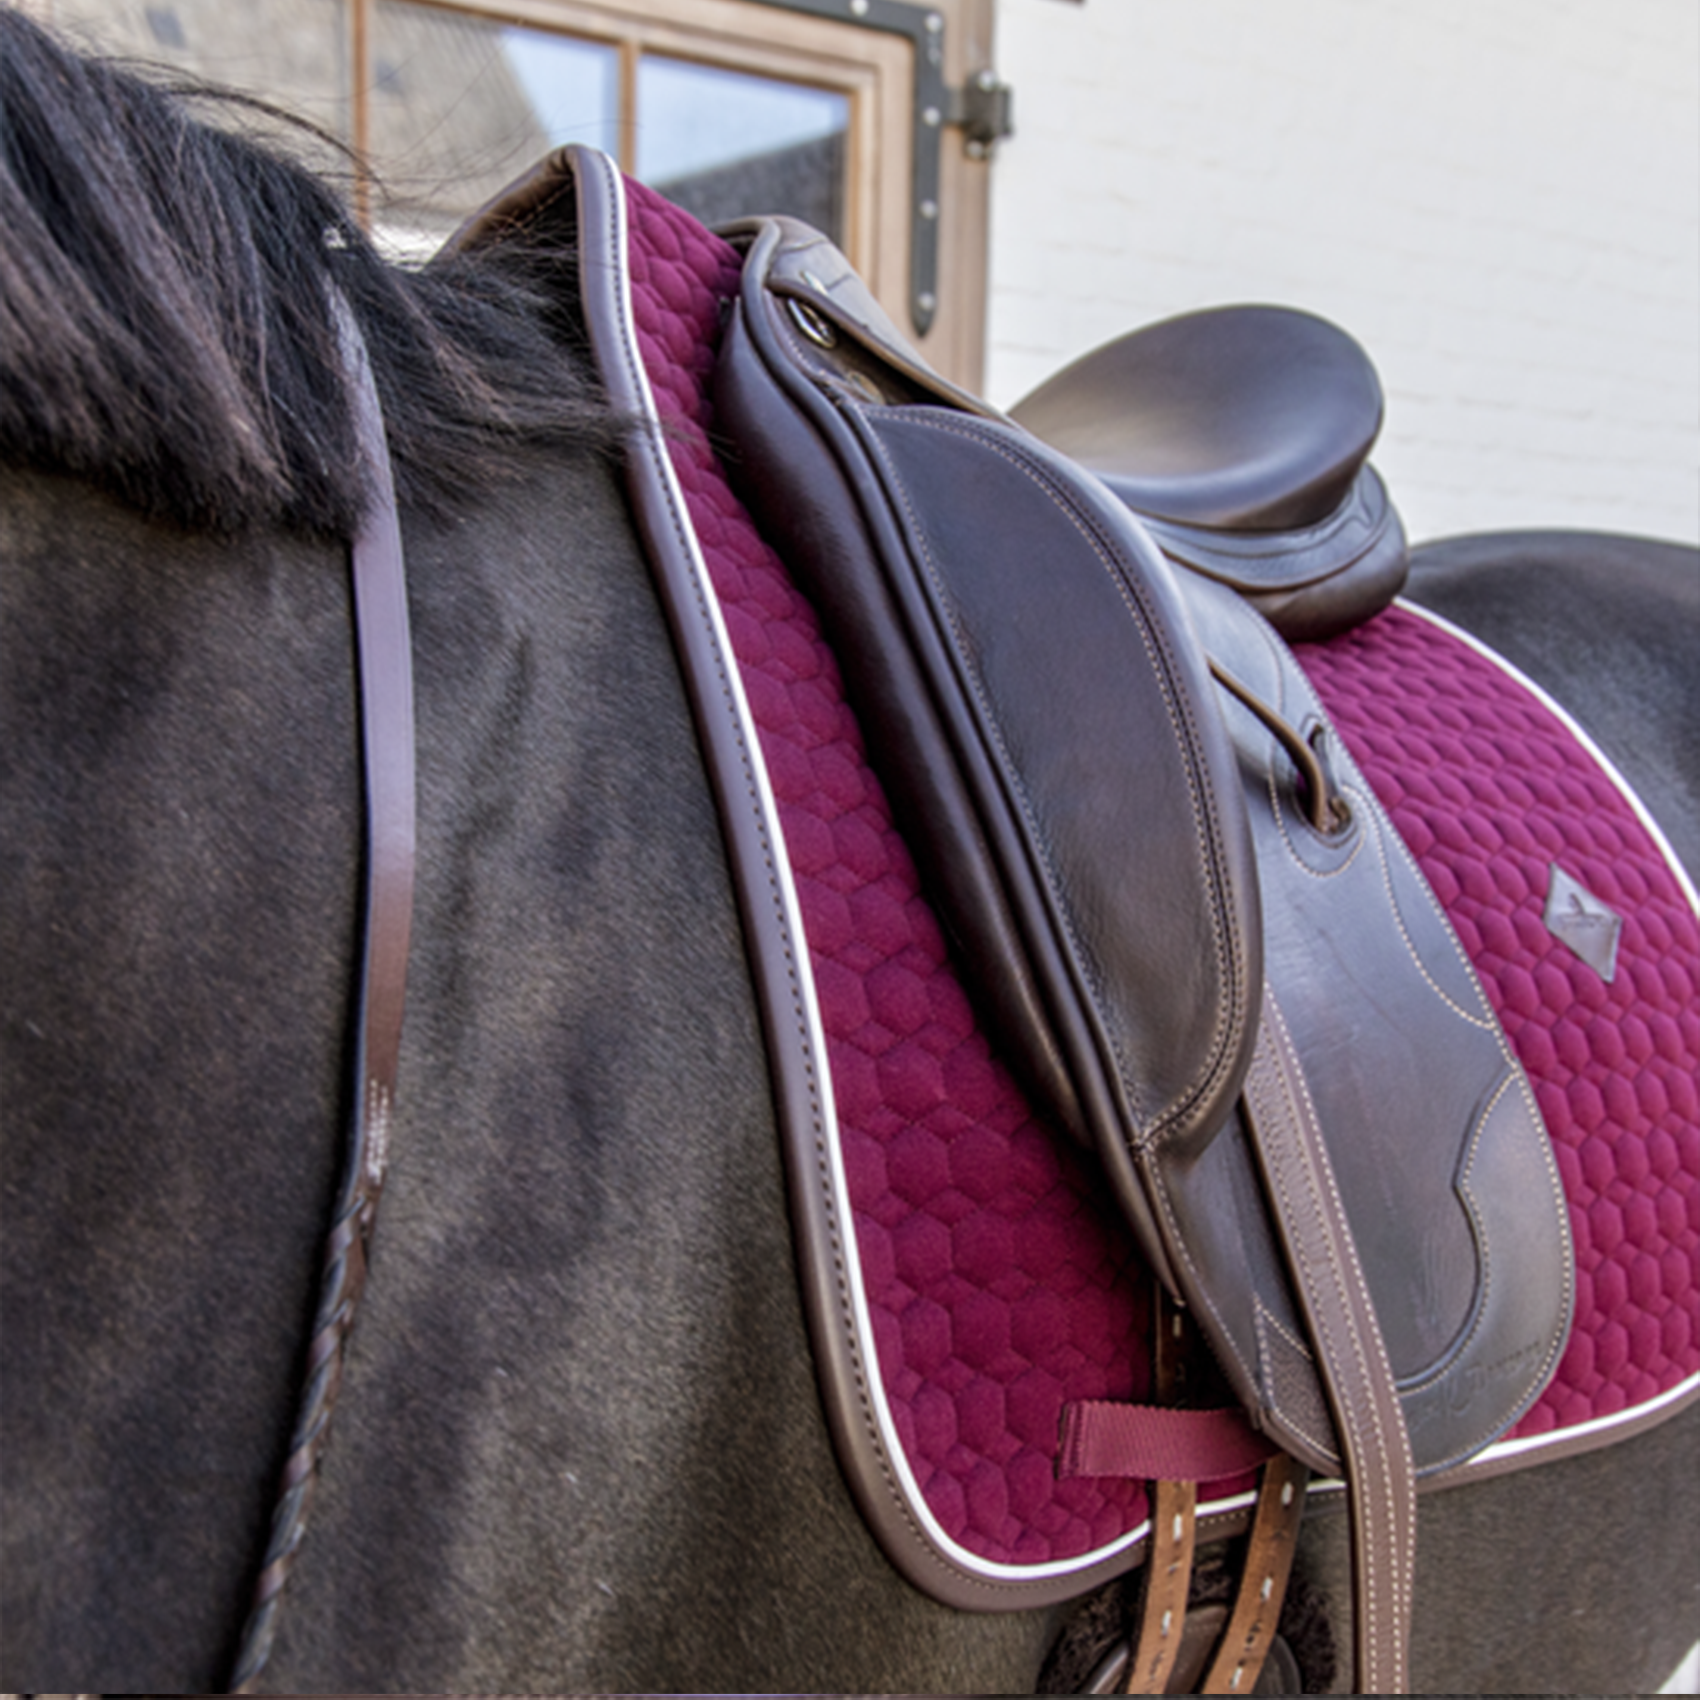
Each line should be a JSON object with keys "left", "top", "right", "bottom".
{"left": 1009, "top": 306, "right": 1409, "bottom": 639}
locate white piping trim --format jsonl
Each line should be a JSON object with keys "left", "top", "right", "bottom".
{"left": 1306, "top": 1365, "right": 1700, "bottom": 1497}
{"left": 1465, "top": 1367, "right": 1700, "bottom": 1468}
{"left": 1396, "top": 599, "right": 1700, "bottom": 917}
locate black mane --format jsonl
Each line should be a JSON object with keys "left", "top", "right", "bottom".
{"left": 0, "top": 7, "right": 619, "bottom": 535}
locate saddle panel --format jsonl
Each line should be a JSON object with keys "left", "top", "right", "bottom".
{"left": 1010, "top": 307, "right": 1410, "bottom": 641}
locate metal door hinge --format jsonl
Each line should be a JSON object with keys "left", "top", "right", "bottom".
{"left": 746, "top": 0, "right": 1013, "bottom": 334}
{"left": 947, "top": 68, "right": 1014, "bottom": 156}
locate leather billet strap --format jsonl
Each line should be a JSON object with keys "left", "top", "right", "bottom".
{"left": 1125, "top": 1477, "right": 1200, "bottom": 1693}
{"left": 1198, "top": 1453, "right": 1309, "bottom": 1695}
{"left": 1243, "top": 995, "right": 1414, "bottom": 1695}
{"left": 229, "top": 293, "right": 416, "bottom": 1692}
{"left": 1118, "top": 1297, "right": 1308, "bottom": 1698}
{"left": 1124, "top": 1289, "right": 1204, "bottom": 1694}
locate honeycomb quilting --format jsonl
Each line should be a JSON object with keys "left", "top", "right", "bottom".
{"left": 619, "top": 175, "right": 1699, "bottom": 1569}
{"left": 1297, "top": 611, "right": 1699, "bottom": 1434}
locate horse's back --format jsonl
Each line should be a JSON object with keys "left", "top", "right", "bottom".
{"left": 1404, "top": 530, "right": 1700, "bottom": 875}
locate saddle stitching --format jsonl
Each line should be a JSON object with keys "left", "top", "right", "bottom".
{"left": 858, "top": 406, "right": 1246, "bottom": 1152}
{"left": 1413, "top": 1069, "right": 1571, "bottom": 1462}
{"left": 1282, "top": 995, "right": 1417, "bottom": 1658}
{"left": 1361, "top": 792, "right": 1500, "bottom": 1033}
{"left": 1274, "top": 610, "right": 1522, "bottom": 1050}
{"left": 1264, "top": 765, "right": 1370, "bottom": 882}
{"left": 1399, "top": 1074, "right": 1518, "bottom": 1406}
{"left": 1339, "top": 746, "right": 1576, "bottom": 1449}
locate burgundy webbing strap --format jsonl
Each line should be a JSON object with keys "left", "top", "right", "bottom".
{"left": 229, "top": 296, "right": 416, "bottom": 1692}
{"left": 1059, "top": 1401, "right": 1282, "bottom": 1483}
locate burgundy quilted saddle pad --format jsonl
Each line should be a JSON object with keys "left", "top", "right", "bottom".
{"left": 615, "top": 173, "right": 1699, "bottom": 1608}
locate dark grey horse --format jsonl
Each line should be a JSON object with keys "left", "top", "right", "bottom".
{"left": 1, "top": 11, "right": 1694, "bottom": 1691}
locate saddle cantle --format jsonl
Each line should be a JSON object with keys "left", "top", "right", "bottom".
{"left": 1009, "top": 306, "right": 1411, "bottom": 642}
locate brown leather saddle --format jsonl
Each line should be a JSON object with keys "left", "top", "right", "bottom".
{"left": 710, "top": 216, "right": 1572, "bottom": 1693}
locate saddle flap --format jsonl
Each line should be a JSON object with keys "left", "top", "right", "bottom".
{"left": 1167, "top": 572, "right": 1574, "bottom": 1474}
{"left": 715, "top": 215, "right": 1262, "bottom": 1285}
{"left": 713, "top": 214, "right": 1571, "bottom": 1489}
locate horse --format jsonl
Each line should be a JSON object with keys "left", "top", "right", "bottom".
{"left": 2, "top": 11, "right": 1696, "bottom": 1692}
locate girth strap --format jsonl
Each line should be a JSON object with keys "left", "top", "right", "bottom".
{"left": 229, "top": 296, "right": 416, "bottom": 1691}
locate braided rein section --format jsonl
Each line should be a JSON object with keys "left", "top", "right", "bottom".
{"left": 228, "top": 1118, "right": 388, "bottom": 1691}
{"left": 228, "top": 294, "right": 416, "bottom": 1692}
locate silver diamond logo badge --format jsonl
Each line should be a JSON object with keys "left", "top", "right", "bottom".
{"left": 1543, "top": 863, "right": 1623, "bottom": 982}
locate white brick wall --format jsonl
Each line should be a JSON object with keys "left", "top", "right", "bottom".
{"left": 984, "top": 0, "right": 1700, "bottom": 545}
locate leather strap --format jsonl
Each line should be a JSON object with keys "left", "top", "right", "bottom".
{"left": 1241, "top": 990, "right": 1416, "bottom": 1694}
{"left": 1199, "top": 1453, "right": 1309, "bottom": 1694}
{"left": 229, "top": 295, "right": 416, "bottom": 1691}
{"left": 1124, "top": 1289, "right": 1201, "bottom": 1695}
{"left": 1125, "top": 1477, "right": 1199, "bottom": 1694}
{"left": 1121, "top": 1295, "right": 1307, "bottom": 1697}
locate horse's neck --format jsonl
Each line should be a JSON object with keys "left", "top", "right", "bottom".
{"left": 3, "top": 441, "right": 835, "bottom": 1687}
{"left": 0, "top": 465, "right": 361, "bottom": 1682}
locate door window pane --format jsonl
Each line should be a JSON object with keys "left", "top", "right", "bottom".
{"left": 48, "top": 0, "right": 351, "bottom": 163}
{"left": 637, "top": 56, "right": 848, "bottom": 243}
{"left": 370, "top": 3, "right": 617, "bottom": 249}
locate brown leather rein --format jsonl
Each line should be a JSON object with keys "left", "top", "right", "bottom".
{"left": 228, "top": 296, "right": 416, "bottom": 1692}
